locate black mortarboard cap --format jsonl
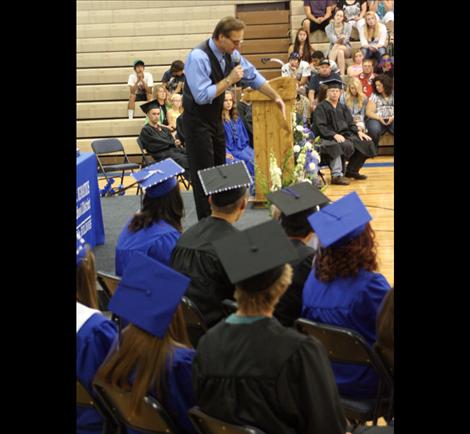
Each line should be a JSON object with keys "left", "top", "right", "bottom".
{"left": 212, "top": 220, "right": 298, "bottom": 290}
{"left": 321, "top": 78, "right": 345, "bottom": 89}
{"left": 140, "top": 99, "right": 160, "bottom": 114}
{"left": 266, "top": 182, "right": 330, "bottom": 217}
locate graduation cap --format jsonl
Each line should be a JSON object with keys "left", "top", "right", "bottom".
{"left": 212, "top": 220, "right": 298, "bottom": 291}
{"left": 131, "top": 158, "right": 184, "bottom": 198}
{"left": 76, "top": 232, "right": 87, "bottom": 266}
{"left": 198, "top": 161, "right": 252, "bottom": 206}
{"left": 108, "top": 251, "right": 190, "bottom": 338}
{"left": 266, "top": 182, "right": 330, "bottom": 217}
{"left": 307, "top": 191, "right": 372, "bottom": 248}
{"left": 321, "top": 78, "right": 345, "bottom": 89}
{"left": 140, "top": 99, "right": 160, "bottom": 114}
{"left": 133, "top": 59, "right": 145, "bottom": 68}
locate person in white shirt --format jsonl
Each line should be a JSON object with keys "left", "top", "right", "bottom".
{"left": 281, "top": 52, "right": 311, "bottom": 95}
{"left": 127, "top": 59, "right": 154, "bottom": 120}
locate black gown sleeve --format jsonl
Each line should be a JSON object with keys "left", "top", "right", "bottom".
{"left": 312, "top": 104, "right": 338, "bottom": 140}
{"left": 139, "top": 126, "right": 174, "bottom": 154}
{"left": 276, "top": 338, "right": 348, "bottom": 434}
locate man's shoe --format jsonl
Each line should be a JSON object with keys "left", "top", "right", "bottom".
{"left": 331, "top": 176, "right": 350, "bottom": 185}
{"left": 345, "top": 171, "right": 368, "bottom": 180}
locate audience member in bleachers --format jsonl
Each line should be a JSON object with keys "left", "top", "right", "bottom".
{"left": 308, "top": 59, "right": 341, "bottom": 113}
{"left": 236, "top": 89, "right": 253, "bottom": 144}
{"left": 193, "top": 220, "right": 348, "bottom": 434}
{"left": 365, "top": 74, "right": 394, "bottom": 147}
{"left": 359, "top": 11, "right": 388, "bottom": 65}
{"left": 161, "top": 60, "right": 185, "bottom": 95}
{"left": 96, "top": 252, "right": 197, "bottom": 434}
{"left": 127, "top": 59, "right": 153, "bottom": 120}
{"left": 303, "top": 191, "right": 391, "bottom": 399}
{"left": 325, "top": 8, "right": 353, "bottom": 76}
{"left": 302, "top": 0, "right": 336, "bottom": 36}
{"left": 375, "top": 287, "right": 394, "bottom": 373}
{"left": 153, "top": 84, "right": 171, "bottom": 128}
{"left": 222, "top": 91, "right": 255, "bottom": 178}
{"left": 374, "top": 53, "right": 393, "bottom": 78}
{"left": 114, "top": 159, "right": 185, "bottom": 276}
{"left": 288, "top": 27, "right": 316, "bottom": 62}
{"left": 312, "top": 79, "right": 375, "bottom": 183}
{"left": 358, "top": 58, "right": 375, "bottom": 97}
{"left": 335, "top": 0, "right": 367, "bottom": 31}
{"left": 268, "top": 183, "right": 330, "bottom": 327}
{"left": 171, "top": 162, "right": 251, "bottom": 328}
{"left": 139, "top": 100, "right": 189, "bottom": 171}
{"left": 347, "top": 49, "right": 364, "bottom": 78}
{"left": 76, "top": 235, "right": 118, "bottom": 434}
{"left": 183, "top": 16, "right": 286, "bottom": 221}
{"left": 282, "top": 52, "right": 312, "bottom": 97}
{"left": 340, "top": 77, "right": 368, "bottom": 132}
{"left": 167, "top": 93, "right": 184, "bottom": 131}
{"left": 367, "top": 1, "right": 394, "bottom": 43}
{"left": 310, "top": 50, "right": 341, "bottom": 77}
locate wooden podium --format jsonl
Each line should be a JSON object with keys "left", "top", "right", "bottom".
{"left": 244, "top": 77, "right": 297, "bottom": 204}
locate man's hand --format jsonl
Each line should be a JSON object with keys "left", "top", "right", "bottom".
{"left": 174, "top": 139, "right": 182, "bottom": 147}
{"left": 358, "top": 131, "right": 372, "bottom": 141}
{"left": 274, "top": 97, "right": 287, "bottom": 128}
{"left": 334, "top": 134, "right": 346, "bottom": 143}
{"left": 228, "top": 65, "right": 244, "bottom": 84}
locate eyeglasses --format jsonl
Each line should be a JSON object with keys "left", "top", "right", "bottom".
{"left": 227, "top": 36, "right": 243, "bottom": 46}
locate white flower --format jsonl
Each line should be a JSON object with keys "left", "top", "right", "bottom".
{"left": 304, "top": 178, "right": 312, "bottom": 184}
{"left": 298, "top": 154, "right": 306, "bottom": 164}
{"left": 293, "top": 145, "right": 301, "bottom": 153}
{"left": 309, "top": 162, "right": 316, "bottom": 171}
{"left": 304, "top": 141, "right": 312, "bottom": 150}
{"left": 295, "top": 125, "right": 304, "bottom": 132}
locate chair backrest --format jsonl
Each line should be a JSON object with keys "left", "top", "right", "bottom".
{"left": 181, "top": 297, "right": 208, "bottom": 332}
{"left": 136, "top": 137, "right": 153, "bottom": 167}
{"left": 294, "top": 318, "right": 392, "bottom": 388}
{"left": 189, "top": 407, "right": 266, "bottom": 434}
{"left": 221, "top": 299, "right": 238, "bottom": 317}
{"left": 96, "top": 271, "right": 121, "bottom": 298}
{"left": 92, "top": 378, "right": 180, "bottom": 434}
{"left": 91, "top": 138, "right": 126, "bottom": 155}
{"left": 77, "top": 379, "right": 94, "bottom": 407}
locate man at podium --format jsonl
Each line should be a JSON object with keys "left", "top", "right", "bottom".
{"left": 183, "top": 16, "right": 287, "bottom": 220}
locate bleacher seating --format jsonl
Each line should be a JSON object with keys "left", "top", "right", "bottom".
{"left": 76, "top": 0, "right": 393, "bottom": 156}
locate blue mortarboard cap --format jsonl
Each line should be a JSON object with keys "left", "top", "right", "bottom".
{"left": 76, "top": 232, "right": 87, "bottom": 266}
{"left": 307, "top": 191, "right": 372, "bottom": 247}
{"left": 132, "top": 158, "right": 184, "bottom": 198}
{"left": 108, "top": 252, "right": 190, "bottom": 338}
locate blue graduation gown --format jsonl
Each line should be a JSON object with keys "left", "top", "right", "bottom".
{"left": 127, "top": 347, "right": 197, "bottom": 434}
{"left": 115, "top": 219, "right": 181, "bottom": 276}
{"left": 223, "top": 118, "right": 255, "bottom": 178}
{"left": 301, "top": 269, "right": 390, "bottom": 399}
{"left": 77, "top": 302, "right": 118, "bottom": 434}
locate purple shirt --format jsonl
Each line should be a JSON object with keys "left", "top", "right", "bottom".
{"left": 304, "top": 0, "right": 335, "bottom": 17}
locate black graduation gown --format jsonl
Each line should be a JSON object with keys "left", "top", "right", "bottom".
{"left": 139, "top": 124, "right": 189, "bottom": 169}
{"left": 193, "top": 317, "right": 347, "bottom": 434}
{"left": 274, "top": 239, "right": 315, "bottom": 327}
{"left": 171, "top": 217, "right": 238, "bottom": 327}
{"left": 312, "top": 100, "right": 377, "bottom": 159}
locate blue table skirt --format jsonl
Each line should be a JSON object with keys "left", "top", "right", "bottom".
{"left": 77, "top": 152, "right": 105, "bottom": 247}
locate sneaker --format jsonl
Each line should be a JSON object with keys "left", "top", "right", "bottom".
{"left": 128, "top": 110, "right": 134, "bottom": 120}
{"left": 345, "top": 171, "right": 368, "bottom": 180}
{"left": 331, "top": 176, "right": 350, "bottom": 185}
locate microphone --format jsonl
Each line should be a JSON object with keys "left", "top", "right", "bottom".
{"left": 232, "top": 51, "right": 241, "bottom": 67}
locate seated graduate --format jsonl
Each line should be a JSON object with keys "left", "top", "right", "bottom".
{"left": 170, "top": 161, "right": 252, "bottom": 328}
{"left": 222, "top": 90, "right": 255, "bottom": 178}
{"left": 302, "top": 191, "right": 391, "bottom": 399}
{"left": 267, "top": 182, "right": 330, "bottom": 327}
{"left": 115, "top": 158, "right": 185, "bottom": 276}
{"left": 193, "top": 220, "right": 348, "bottom": 434}
{"left": 95, "top": 251, "right": 197, "bottom": 434}
{"left": 76, "top": 234, "right": 118, "bottom": 434}
{"left": 312, "top": 78, "right": 375, "bottom": 185}
{"left": 138, "top": 99, "right": 189, "bottom": 173}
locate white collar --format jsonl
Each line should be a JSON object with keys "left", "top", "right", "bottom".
{"left": 76, "top": 302, "right": 101, "bottom": 334}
